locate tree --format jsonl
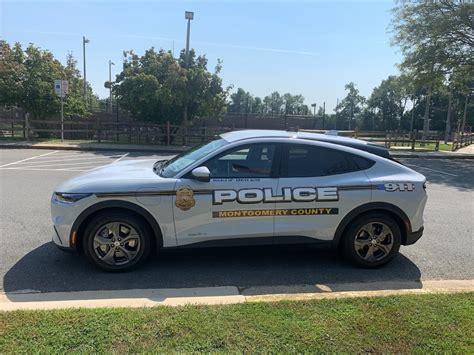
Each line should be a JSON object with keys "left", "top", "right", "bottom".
{"left": 0, "top": 41, "right": 91, "bottom": 119}
{"left": 391, "top": 0, "right": 474, "bottom": 138}
{"left": 228, "top": 88, "right": 253, "bottom": 114}
{"left": 283, "top": 93, "right": 309, "bottom": 115}
{"left": 336, "top": 82, "right": 366, "bottom": 129}
{"left": 263, "top": 91, "right": 284, "bottom": 114}
{"left": 367, "top": 75, "right": 411, "bottom": 130}
{"left": 113, "top": 48, "right": 228, "bottom": 124}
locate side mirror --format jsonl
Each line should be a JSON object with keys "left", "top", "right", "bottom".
{"left": 191, "top": 166, "right": 211, "bottom": 182}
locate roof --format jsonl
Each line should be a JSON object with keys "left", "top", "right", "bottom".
{"left": 220, "top": 129, "right": 369, "bottom": 146}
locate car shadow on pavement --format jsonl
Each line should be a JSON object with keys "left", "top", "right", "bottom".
{"left": 3, "top": 242, "right": 422, "bottom": 300}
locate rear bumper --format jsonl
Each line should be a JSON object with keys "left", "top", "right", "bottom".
{"left": 403, "top": 226, "right": 424, "bottom": 246}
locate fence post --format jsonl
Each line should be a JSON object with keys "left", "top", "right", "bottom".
{"left": 97, "top": 116, "right": 101, "bottom": 143}
{"left": 411, "top": 134, "right": 416, "bottom": 151}
{"left": 166, "top": 121, "right": 170, "bottom": 146}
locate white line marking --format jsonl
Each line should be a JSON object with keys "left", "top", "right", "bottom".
{"left": 113, "top": 152, "right": 129, "bottom": 164}
{"left": 0, "top": 150, "right": 59, "bottom": 168}
{"left": 405, "top": 163, "right": 459, "bottom": 177}
{"left": 0, "top": 167, "right": 89, "bottom": 172}
{"left": 10, "top": 160, "right": 115, "bottom": 168}
{"left": 16, "top": 156, "right": 121, "bottom": 164}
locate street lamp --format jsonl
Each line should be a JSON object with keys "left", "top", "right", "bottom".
{"left": 82, "top": 36, "right": 90, "bottom": 101}
{"left": 108, "top": 60, "right": 115, "bottom": 113}
{"left": 185, "top": 11, "right": 194, "bottom": 67}
{"left": 182, "top": 11, "right": 194, "bottom": 145}
{"left": 311, "top": 103, "right": 317, "bottom": 116}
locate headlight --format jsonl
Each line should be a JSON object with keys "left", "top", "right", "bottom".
{"left": 53, "top": 192, "right": 92, "bottom": 204}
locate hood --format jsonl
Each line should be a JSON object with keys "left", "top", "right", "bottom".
{"left": 54, "top": 159, "right": 169, "bottom": 193}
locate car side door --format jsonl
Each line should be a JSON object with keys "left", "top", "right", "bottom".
{"left": 173, "top": 142, "right": 281, "bottom": 246}
{"left": 273, "top": 142, "right": 372, "bottom": 242}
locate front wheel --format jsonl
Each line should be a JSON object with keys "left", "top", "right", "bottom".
{"left": 82, "top": 212, "right": 152, "bottom": 272}
{"left": 341, "top": 213, "right": 401, "bottom": 267}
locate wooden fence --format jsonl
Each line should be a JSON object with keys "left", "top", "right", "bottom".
{"left": 0, "top": 115, "right": 472, "bottom": 151}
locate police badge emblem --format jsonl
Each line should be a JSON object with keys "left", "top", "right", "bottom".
{"left": 175, "top": 186, "right": 196, "bottom": 211}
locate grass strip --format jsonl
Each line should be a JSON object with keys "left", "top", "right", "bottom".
{"left": 0, "top": 292, "right": 473, "bottom": 353}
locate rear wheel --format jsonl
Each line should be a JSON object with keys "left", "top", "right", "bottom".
{"left": 341, "top": 213, "right": 401, "bottom": 267}
{"left": 82, "top": 211, "right": 152, "bottom": 272}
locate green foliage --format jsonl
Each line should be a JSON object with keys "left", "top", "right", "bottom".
{"left": 228, "top": 89, "right": 310, "bottom": 115}
{"left": 0, "top": 41, "right": 91, "bottom": 119}
{"left": 391, "top": 0, "right": 473, "bottom": 75}
{"left": 113, "top": 48, "right": 228, "bottom": 124}
{"left": 335, "top": 82, "right": 365, "bottom": 129}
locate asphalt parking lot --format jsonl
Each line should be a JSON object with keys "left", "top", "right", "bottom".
{"left": 0, "top": 149, "right": 473, "bottom": 295}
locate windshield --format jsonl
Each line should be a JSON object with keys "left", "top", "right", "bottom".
{"left": 158, "top": 138, "right": 228, "bottom": 178}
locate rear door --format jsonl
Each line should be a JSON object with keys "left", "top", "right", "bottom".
{"left": 173, "top": 142, "right": 280, "bottom": 246}
{"left": 273, "top": 143, "right": 372, "bottom": 242}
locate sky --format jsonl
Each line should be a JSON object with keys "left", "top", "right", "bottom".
{"left": 0, "top": 0, "right": 402, "bottom": 111}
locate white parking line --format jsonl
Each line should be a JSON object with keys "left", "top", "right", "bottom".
{"left": 0, "top": 167, "right": 93, "bottom": 172}
{"left": 16, "top": 156, "right": 122, "bottom": 164}
{"left": 405, "top": 163, "right": 459, "bottom": 177}
{"left": 16, "top": 160, "right": 118, "bottom": 168}
{"left": 113, "top": 152, "right": 129, "bottom": 163}
{"left": 0, "top": 150, "right": 59, "bottom": 168}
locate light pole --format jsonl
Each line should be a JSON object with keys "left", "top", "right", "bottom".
{"left": 82, "top": 36, "right": 90, "bottom": 101}
{"left": 185, "top": 11, "right": 194, "bottom": 67}
{"left": 108, "top": 60, "right": 115, "bottom": 113}
{"left": 182, "top": 11, "right": 194, "bottom": 145}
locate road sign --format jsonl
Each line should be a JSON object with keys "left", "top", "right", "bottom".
{"left": 54, "top": 80, "right": 69, "bottom": 98}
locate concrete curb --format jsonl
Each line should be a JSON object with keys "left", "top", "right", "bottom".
{"left": 1, "top": 280, "right": 472, "bottom": 311}
{"left": 2, "top": 142, "right": 474, "bottom": 159}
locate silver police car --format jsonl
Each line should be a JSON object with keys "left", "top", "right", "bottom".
{"left": 51, "top": 130, "right": 427, "bottom": 271}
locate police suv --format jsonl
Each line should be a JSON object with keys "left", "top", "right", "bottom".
{"left": 51, "top": 130, "right": 427, "bottom": 271}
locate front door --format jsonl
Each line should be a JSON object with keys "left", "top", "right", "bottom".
{"left": 173, "top": 143, "right": 280, "bottom": 246}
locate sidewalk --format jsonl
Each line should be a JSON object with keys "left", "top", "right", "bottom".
{"left": 1, "top": 140, "right": 474, "bottom": 159}
{"left": 1, "top": 280, "right": 473, "bottom": 311}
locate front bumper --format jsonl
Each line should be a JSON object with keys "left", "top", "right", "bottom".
{"left": 52, "top": 226, "right": 75, "bottom": 252}
{"left": 403, "top": 226, "right": 424, "bottom": 245}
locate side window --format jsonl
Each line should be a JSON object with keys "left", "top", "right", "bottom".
{"left": 282, "top": 144, "right": 356, "bottom": 177}
{"left": 205, "top": 144, "right": 276, "bottom": 178}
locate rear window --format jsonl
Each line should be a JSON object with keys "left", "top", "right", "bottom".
{"left": 349, "top": 154, "right": 375, "bottom": 170}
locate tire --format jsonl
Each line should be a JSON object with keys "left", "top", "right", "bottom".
{"left": 341, "top": 213, "right": 401, "bottom": 268}
{"left": 82, "top": 211, "right": 152, "bottom": 272}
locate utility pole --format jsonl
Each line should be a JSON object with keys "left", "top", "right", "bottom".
{"left": 82, "top": 36, "right": 89, "bottom": 102}
{"left": 311, "top": 103, "right": 316, "bottom": 129}
{"left": 335, "top": 98, "right": 339, "bottom": 130}
{"left": 322, "top": 101, "right": 326, "bottom": 130}
{"left": 183, "top": 11, "right": 194, "bottom": 145}
{"left": 108, "top": 60, "right": 115, "bottom": 113}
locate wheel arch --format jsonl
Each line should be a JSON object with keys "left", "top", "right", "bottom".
{"left": 71, "top": 200, "right": 163, "bottom": 252}
{"left": 333, "top": 202, "right": 412, "bottom": 247}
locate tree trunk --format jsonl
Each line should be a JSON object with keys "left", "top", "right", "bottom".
{"left": 422, "top": 91, "right": 432, "bottom": 141}
{"left": 444, "top": 93, "right": 452, "bottom": 144}
{"left": 410, "top": 98, "right": 416, "bottom": 136}
{"left": 460, "top": 94, "right": 469, "bottom": 134}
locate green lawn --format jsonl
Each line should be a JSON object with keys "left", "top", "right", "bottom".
{"left": 1, "top": 293, "right": 473, "bottom": 353}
